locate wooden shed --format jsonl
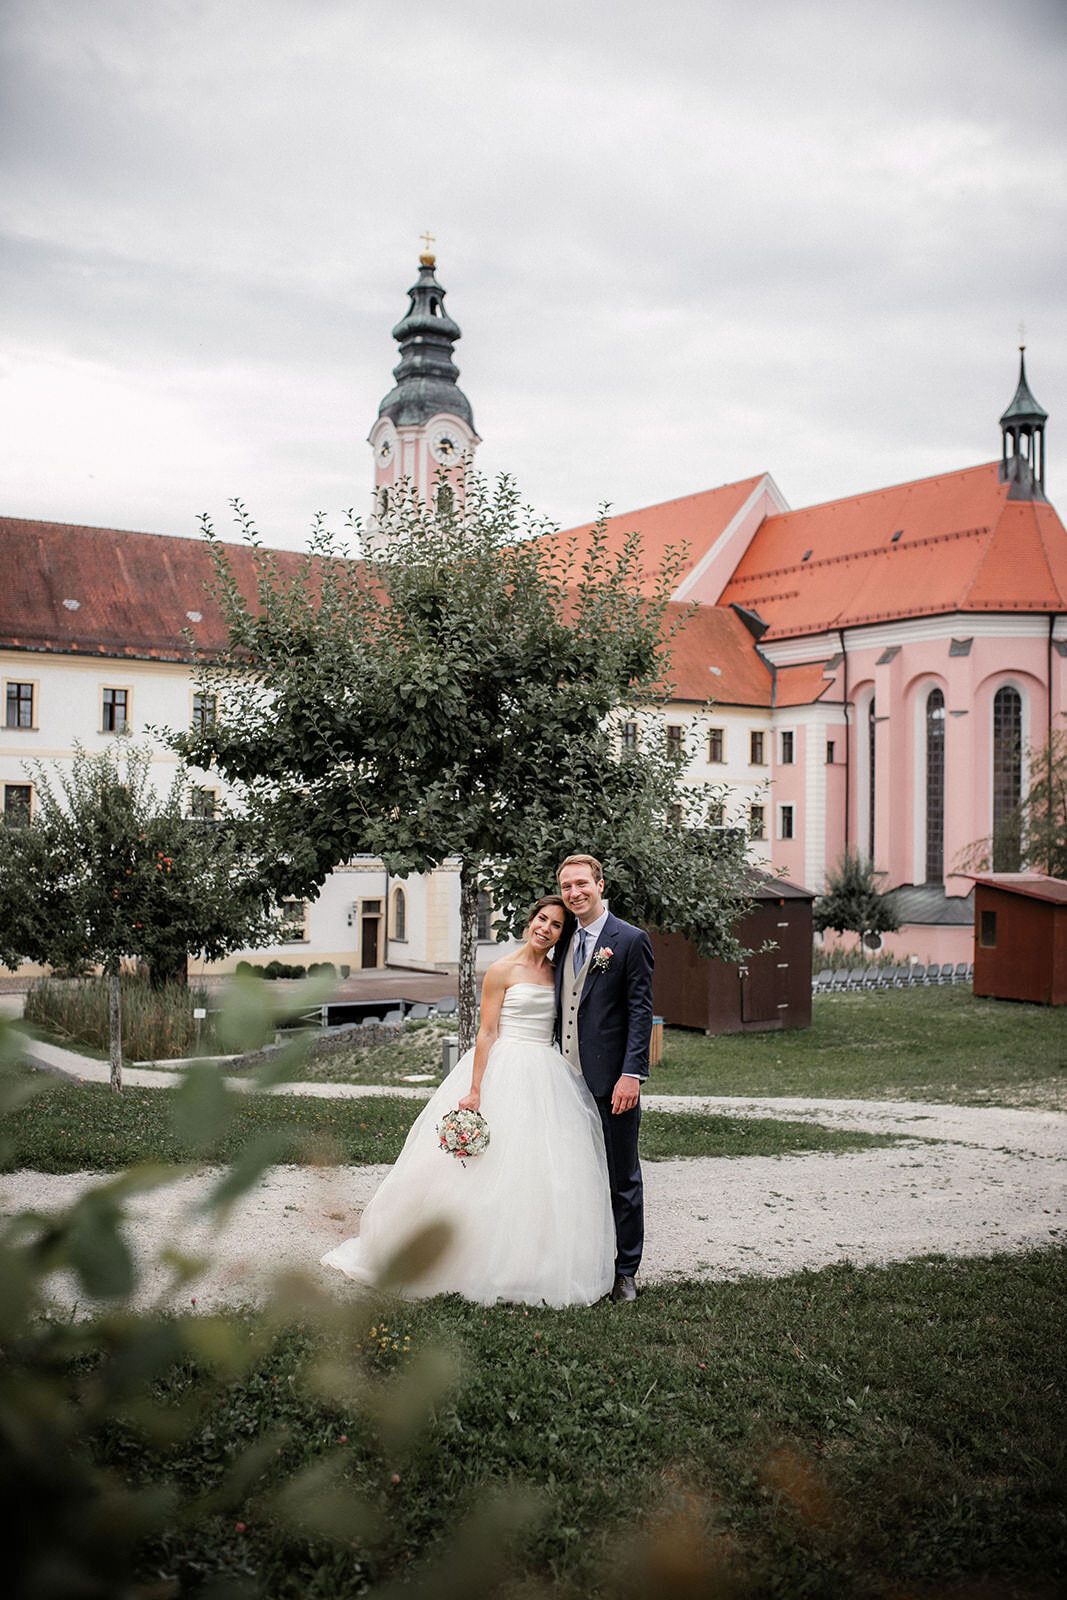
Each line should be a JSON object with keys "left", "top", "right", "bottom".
{"left": 648, "top": 877, "right": 814, "bottom": 1035}
{"left": 971, "top": 873, "right": 1067, "bottom": 1006}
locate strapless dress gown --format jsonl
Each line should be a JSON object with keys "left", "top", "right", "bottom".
{"left": 320, "top": 983, "right": 615, "bottom": 1307}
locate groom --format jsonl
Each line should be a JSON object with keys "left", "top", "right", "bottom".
{"left": 555, "top": 853, "right": 654, "bottom": 1303}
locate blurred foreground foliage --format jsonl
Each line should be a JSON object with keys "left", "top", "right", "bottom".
{"left": 0, "top": 979, "right": 487, "bottom": 1600}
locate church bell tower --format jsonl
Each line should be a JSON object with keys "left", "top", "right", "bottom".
{"left": 368, "top": 239, "right": 480, "bottom": 527}
{"left": 999, "top": 346, "right": 1048, "bottom": 502}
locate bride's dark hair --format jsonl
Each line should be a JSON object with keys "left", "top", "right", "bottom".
{"left": 526, "top": 893, "right": 575, "bottom": 959}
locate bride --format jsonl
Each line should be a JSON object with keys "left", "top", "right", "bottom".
{"left": 320, "top": 895, "right": 615, "bottom": 1307}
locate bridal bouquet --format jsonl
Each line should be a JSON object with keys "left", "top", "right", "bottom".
{"left": 437, "top": 1108, "right": 491, "bottom": 1161}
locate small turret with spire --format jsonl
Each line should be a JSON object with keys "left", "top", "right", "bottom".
{"left": 367, "top": 239, "right": 480, "bottom": 530}
{"left": 1000, "top": 345, "right": 1047, "bottom": 501}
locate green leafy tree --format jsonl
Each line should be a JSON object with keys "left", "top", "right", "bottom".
{"left": 813, "top": 848, "right": 900, "bottom": 949}
{"left": 170, "top": 476, "right": 760, "bottom": 1048}
{"left": 0, "top": 743, "right": 286, "bottom": 1089}
{"left": 957, "top": 728, "right": 1067, "bottom": 879}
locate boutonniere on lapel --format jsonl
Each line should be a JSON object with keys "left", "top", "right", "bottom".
{"left": 590, "top": 947, "right": 613, "bottom": 974}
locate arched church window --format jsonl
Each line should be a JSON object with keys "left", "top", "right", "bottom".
{"left": 867, "top": 698, "right": 876, "bottom": 861}
{"left": 379, "top": 487, "right": 390, "bottom": 513}
{"left": 392, "top": 886, "right": 407, "bottom": 943}
{"left": 436, "top": 483, "right": 454, "bottom": 516}
{"left": 925, "top": 688, "right": 945, "bottom": 883}
{"left": 992, "top": 686, "right": 1023, "bottom": 870}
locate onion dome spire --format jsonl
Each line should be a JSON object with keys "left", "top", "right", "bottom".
{"left": 376, "top": 246, "right": 475, "bottom": 431}
{"left": 1000, "top": 346, "right": 1047, "bottom": 501}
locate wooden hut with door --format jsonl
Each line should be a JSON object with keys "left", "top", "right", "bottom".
{"left": 971, "top": 874, "right": 1067, "bottom": 1005}
{"left": 648, "top": 877, "right": 814, "bottom": 1034}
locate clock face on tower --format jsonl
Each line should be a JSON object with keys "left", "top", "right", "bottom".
{"left": 373, "top": 421, "right": 397, "bottom": 470}
{"left": 429, "top": 426, "right": 461, "bottom": 465}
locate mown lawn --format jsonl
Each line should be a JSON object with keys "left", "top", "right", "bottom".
{"left": 251, "top": 987, "right": 1067, "bottom": 1108}
{"left": 19, "top": 986, "right": 1066, "bottom": 1108}
{"left": 0, "top": 1070, "right": 906, "bottom": 1172}
{"left": 654, "top": 985, "right": 1066, "bottom": 1107}
{"left": 82, "top": 1249, "right": 1066, "bottom": 1598}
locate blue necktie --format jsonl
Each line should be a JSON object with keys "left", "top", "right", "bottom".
{"left": 574, "top": 930, "right": 587, "bottom": 975}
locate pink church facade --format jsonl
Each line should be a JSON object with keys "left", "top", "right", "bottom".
{"left": 557, "top": 355, "right": 1066, "bottom": 964}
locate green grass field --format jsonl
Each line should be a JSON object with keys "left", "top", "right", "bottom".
{"left": 655, "top": 986, "right": 1067, "bottom": 1107}
{"left": 19, "top": 985, "right": 1067, "bottom": 1108}
{"left": 245, "top": 986, "right": 1067, "bottom": 1109}
{"left": 0, "top": 1071, "right": 907, "bottom": 1171}
{"left": 82, "top": 1250, "right": 1066, "bottom": 1598}
{"left": 4, "top": 986, "right": 1065, "bottom": 1596}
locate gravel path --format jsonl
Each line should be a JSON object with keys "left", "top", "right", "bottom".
{"left": 4, "top": 1039, "right": 1064, "bottom": 1312}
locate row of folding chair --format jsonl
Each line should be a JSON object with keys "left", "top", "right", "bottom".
{"left": 812, "top": 962, "right": 973, "bottom": 993}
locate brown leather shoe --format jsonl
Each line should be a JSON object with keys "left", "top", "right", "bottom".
{"left": 610, "top": 1274, "right": 637, "bottom": 1303}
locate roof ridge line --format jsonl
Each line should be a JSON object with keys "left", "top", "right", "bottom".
{"left": 960, "top": 496, "right": 1064, "bottom": 611}
{"left": 779, "top": 458, "right": 1002, "bottom": 517}
{"left": 728, "top": 523, "right": 992, "bottom": 589}
{"left": 1030, "top": 499, "right": 1067, "bottom": 610}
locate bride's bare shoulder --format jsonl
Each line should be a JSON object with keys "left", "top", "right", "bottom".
{"left": 488, "top": 950, "right": 526, "bottom": 982}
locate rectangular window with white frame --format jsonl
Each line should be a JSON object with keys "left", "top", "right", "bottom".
{"left": 477, "top": 890, "right": 493, "bottom": 942}
{"left": 749, "top": 730, "right": 766, "bottom": 765}
{"left": 780, "top": 730, "right": 795, "bottom": 764}
{"left": 749, "top": 803, "right": 766, "bottom": 839}
{"left": 620, "top": 719, "right": 638, "bottom": 750}
{"left": 3, "top": 783, "right": 33, "bottom": 826}
{"left": 192, "top": 692, "right": 217, "bottom": 732}
{"left": 707, "top": 726, "right": 725, "bottom": 763}
{"left": 101, "top": 686, "right": 130, "bottom": 733}
{"left": 190, "top": 787, "right": 218, "bottom": 820}
{"left": 281, "top": 898, "right": 310, "bottom": 943}
{"left": 4, "top": 680, "right": 36, "bottom": 729}
{"left": 665, "top": 724, "right": 684, "bottom": 758}
{"left": 779, "top": 803, "right": 795, "bottom": 840}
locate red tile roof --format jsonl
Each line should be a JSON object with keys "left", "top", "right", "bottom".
{"left": 2, "top": 517, "right": 308, "bottom": 661}
{"left": 718, "top": 461, "right": 1067, "bottom": 640}
{"left": 546, "top": 475, "right": 768, "bottom": 597}
{"left": 662, "top": 603, "right": 772, "bottom": 706}
{"left": 773, "top": 660, "right": 837, "bottom": 708}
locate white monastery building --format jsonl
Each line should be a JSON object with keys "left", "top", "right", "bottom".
{"left": 3, "top": 248, "right": 1065, "bottom": 974}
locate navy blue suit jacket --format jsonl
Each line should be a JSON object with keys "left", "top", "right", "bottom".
{"left": 555, "top": 912, "right": 655, "bottom": 1100}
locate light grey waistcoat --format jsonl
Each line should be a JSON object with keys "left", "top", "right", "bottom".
{"left": 559, "top": 935, "right": 591, "bottom": 1076}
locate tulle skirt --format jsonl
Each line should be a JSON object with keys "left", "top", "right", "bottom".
{"left": 320, "top": 1035, "right": 615, "bottom": 1307}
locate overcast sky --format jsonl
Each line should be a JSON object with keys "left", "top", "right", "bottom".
{"left": 3, "top": 0, "right": 1065, "bottom": 553}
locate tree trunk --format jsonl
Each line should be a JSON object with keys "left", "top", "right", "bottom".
{"left": 457, "top": 858, "right": 480, "bottom": 1053}
{"left": 108, "top": 968, "right": 123, "bottom": 1093}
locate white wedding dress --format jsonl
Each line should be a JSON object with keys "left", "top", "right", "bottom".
{"left": 320, "top": 983, "right": 615, "bottom": 1307}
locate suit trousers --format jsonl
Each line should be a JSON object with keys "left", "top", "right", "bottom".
{"left": 594, "top": 1093, "right": 643, "bottom": 1277}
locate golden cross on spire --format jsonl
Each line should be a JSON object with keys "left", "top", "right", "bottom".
{"left": 420, "top": 230, "right": 436, "bottom": 257}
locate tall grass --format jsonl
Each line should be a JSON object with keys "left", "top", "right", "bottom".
{"left": 23, "top": 976, "right": 213, "bottom": 1061}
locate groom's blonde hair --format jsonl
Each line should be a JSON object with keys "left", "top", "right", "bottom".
{"left": 556, "top": 853, "right": 603, "bottom": 883}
